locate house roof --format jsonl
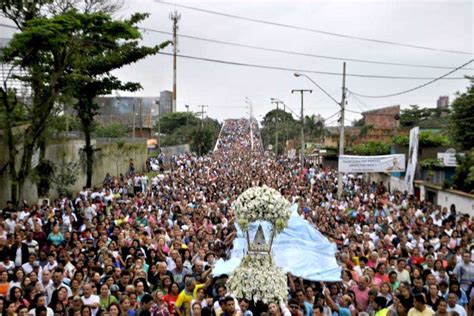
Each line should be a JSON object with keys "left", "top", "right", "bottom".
{"left": 362, "top": 105, "right": 400, "bottom": 116}
{"left": 325, "top": 126, "right": 360, "bottom": 135}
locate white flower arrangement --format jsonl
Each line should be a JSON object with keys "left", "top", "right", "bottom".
{"left": 234, "top": 185, "right": 291, "bottom": 234}
{"left": 227, "top": 254, "right": 288, "bottom": 304}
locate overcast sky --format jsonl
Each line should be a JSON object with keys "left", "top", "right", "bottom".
{"left": 2, "top": 0, "right": 473, "bottom": 124}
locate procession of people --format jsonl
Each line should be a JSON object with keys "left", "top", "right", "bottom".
{"left": 0, "top": 117, "right": 472, "bottom": 316}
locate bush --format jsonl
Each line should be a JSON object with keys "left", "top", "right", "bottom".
{"left": 392, "top": 131, "right": 449, "bottom": 147}
{"left": 419, "top": 158, "right": 443, "bottom": 169}
{"left": 452, "top": 149, "right": 474, "bottom": 193}
{"left": 392, "top": 135, "right": 409, "bottom": 146}
{"left": 352, "top": 141, "right": 391, "bottom": 156}
{"left": 93, "top": 122, "right": 128, "bottom": 138}
{"left": 419, "top": 131, "right": 449, "bottom": 147}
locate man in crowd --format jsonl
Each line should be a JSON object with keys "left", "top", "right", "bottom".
{"left": 0, "top": 118, "right": 471, "bottom": 316}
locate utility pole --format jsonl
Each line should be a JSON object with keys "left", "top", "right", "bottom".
{"left": 245, "top": 97, "right": 254, "bottom": 150}
{"left": 337, "top": 62, "right": 347, "bottom": 199}
{"left": 170, "top": 10, "right": 181, "bottom": 112}
{"left": 283, "top": 103, "right": 288, "bottom": 154}
{"left": 132, "top": 101, "right": 136, "bottom": 140}
{"left": 185, "top": 104, "right": 189, "bottom": 127}
{"left": 198, "top": 105, "right": 208, "bottom": 128}
{"left": 271, "top": 98, "right": 284, "bottom": 155}
{"left": 155, "top": 99, "right": 161, "bottom": 150}
{"left": 291, "top": 89, "right": 312, "bottom": 171}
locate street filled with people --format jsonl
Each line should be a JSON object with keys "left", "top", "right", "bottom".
{"left": 0, "top": 118, "right": 472, "bottom": 316}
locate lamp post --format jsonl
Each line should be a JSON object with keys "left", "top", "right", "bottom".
{"left": 291, "top": 89, "right": 312, "bottom": 171}
{"left": 185, "top": 104, "right": 189, "bottom": 127}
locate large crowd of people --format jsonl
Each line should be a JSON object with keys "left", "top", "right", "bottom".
{"left": 0, "top": 118, "right": 472, "bottom": 316}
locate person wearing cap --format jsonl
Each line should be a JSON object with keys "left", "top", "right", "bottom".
{"left": 407, "top": 294, "right": 434, "bottom": 316}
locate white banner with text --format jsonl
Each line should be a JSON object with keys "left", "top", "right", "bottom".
{"left": 339, "top": 154, "right": 406, "bottom": 173}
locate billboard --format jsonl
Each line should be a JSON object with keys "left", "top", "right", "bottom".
{"left": 404, "top": 127, "right": 420, "bottom": 195}
{"left": 338, "top": 154, "right": 405, "bottom": 173}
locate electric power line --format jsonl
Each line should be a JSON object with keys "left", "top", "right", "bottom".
{"left": 139, "top": 27, "right": 474, "bottom": 71}
{"left": 156, "top": 52, "right": 468, "bottom": 80}
{"left": 0, "top": 23, "right": 470, "bottom": 80}
{"left": 349, "top": 59, "right": 474, "bottom": 98}
{"left": 323, "top": 110, "right": 340, "bottom": 121}
{"left": 284, "top": 104, "right": 300, "bottom": 118}
{"left": 155, "top": 0, "right": 473, "bottom": 55}
{"left": 345, "top": 108, "right": 400, "bottom": 116}
{"left": 0, "top": 23, "right": 17, "bottom": 30}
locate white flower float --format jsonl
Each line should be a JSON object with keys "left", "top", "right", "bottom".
{"left": 228, "top": 185, "right": 291, "bottom": 304}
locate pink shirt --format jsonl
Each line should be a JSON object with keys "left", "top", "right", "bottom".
{"left": 351, "top": 285, "right": 370, "bottom": 311}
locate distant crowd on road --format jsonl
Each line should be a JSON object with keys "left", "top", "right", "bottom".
{"left": 0, "top": 118, "right": 472, "bottom": 316}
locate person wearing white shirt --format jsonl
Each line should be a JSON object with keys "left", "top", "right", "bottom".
{"left": 25, "top": 232, "right": 39, "bottom": 255}
{"left": 83, "top": 202, "right": 97, "bottom": 221}
{"left": 28, "top": 293, "right": 54, "bottom": 316}
{"left": 46, "top": 269, "right": 72, "bottom": 304}
{"left": 5, "top": 215, "right": 17, "bottom": 234}
{"left": 21, "top": 254, "right": 42, "bottom": 275}
{"left": 44, "top": 254, "right": 58, "bottom": 272}
{"left": 447, "top": 293, "right": 467, "bottom": 316}
{"left": 39, "top": 270, "right": 53, "bottom": 291}
{"left": 18, "top": 208, "right": 30, "bottom": 221}
{"left": 396, "top": 258, "right": 411, "bottom": 284}
{"left": 81, "top": 283, "right": 100, "bottom": 316}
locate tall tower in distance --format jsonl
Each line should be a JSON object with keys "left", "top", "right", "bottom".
{"left": 437, "top": 96, "right": 449, "bottom": 109}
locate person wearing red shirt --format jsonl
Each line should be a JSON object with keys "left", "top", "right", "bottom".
{"left": 409, "top": 248, "right": 425, "bottom": 266}
{"left": 163, "top": 282, "right": 180, "bottom": 315}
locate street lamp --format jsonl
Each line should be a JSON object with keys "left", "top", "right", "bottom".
{"left": 185, "top": 104, "right": 189, "bottom": 127}
{"left": 294, "top": 64, "right": 346, "bottom": 199}
{"left": 294, "top": 73, "right": 340, "bottom": 105}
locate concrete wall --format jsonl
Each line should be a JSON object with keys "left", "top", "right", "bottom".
{"left": 390, "top": 175, "right": 406, "bottom": 192}
{"left": 363, "top": 105, "right": 400, "bottom": 129}
{"left": 0, "top": 138, "right": 147, "bottom": 205}
{"left": 161, "top": 144, "right": 190, "bottom": 157}
{"left": 417, "top": 182, "right": 474, "bottom": 217}
{"left": 437, "top": 190, "right": 474, "bottom": 216}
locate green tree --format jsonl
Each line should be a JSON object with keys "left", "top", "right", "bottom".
{"left": 66, "top": 12, "right": 169, "bottom": 188}
{"left": 450, "top": 79, "right": 474, "bottom": 150}
{"left": 158, "top": 112, "right": 220, "bottom": 152}
{"left": 0, "top": 12, "right": 87, "bottom": 203}
{"left": 261, "top": 109, "right": 298, "bottom": 154}
{"left": 189, "top": 125, "right": 217, "bottom": 155}
{"left": 93, "top": 122, "right": 129, "bottom": 138}
{"left": 0, "top": 0, "right": 128, "bottom": 202}
{"left": 304, "top": 114, "right": 325, "bottom": 141}
{"left": 51, "top": 155, "right": 80, "bottom": 197}
{"left": 159, "top": 112, "right": 200, "bottom": 134}
{"left": 400, "top": 105, "right": 449, "bottom": 128}
{"left": 452, "top": 149, "right": 474, "bottom": 193}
